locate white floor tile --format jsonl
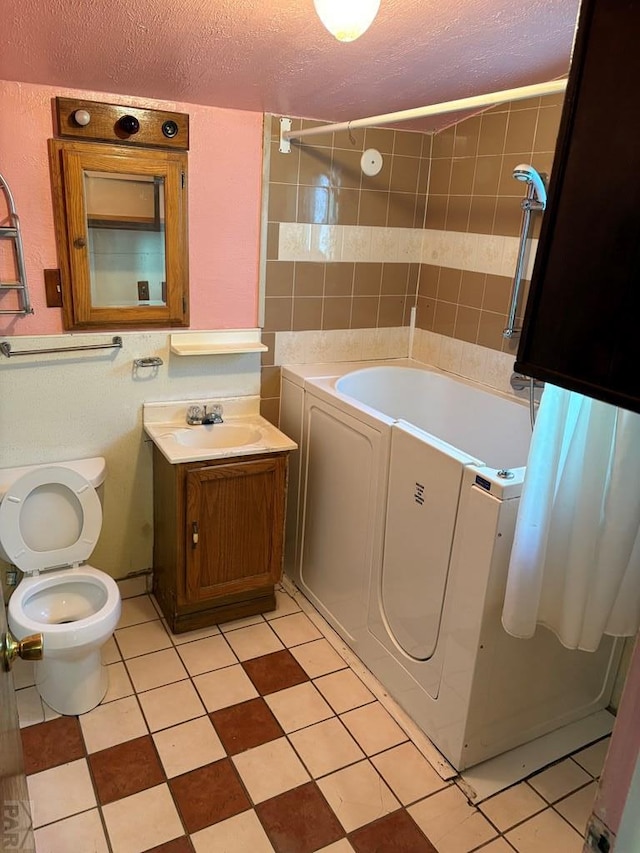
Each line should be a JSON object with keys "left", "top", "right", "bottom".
{"left": 102, "top": 784, "right": 183, "bottom": 853}
{"left": 290, "top": 639, "right": 347, "bottom": 678}
{"left": 125, "top": 647, "right": 188, "bottom": 693}
{"left": 573, "top": 739, "right": 610, "bottom": 778}
{"left": 223, "top": 622, "right": 284, "bottom": 661}
{"left": 219, "top": 614, "right": 265, "bottom": 632}
{"left": 12, "top": 657, "right": 35, "bottom": 690}
{"left": 34, "top": 808, "right": 108, "bottom": 853}
{"left": 153, "top": 716, "right": 226, "bottom": 777}
{"left": 477, "top": 840, "right": 517, "bottom": 853}
{"left": 102, "top": 662, "right": 134, "bottom": 703}
{"left": 555, "top": 781, "right": 597, "bottom": 834}
{"left": 191, "top": 809, "right": 275, "bottom": 853}
{"left": 528, "top": 759, "right": 592, "bottom": 803}
{"left": 314, "top": 669, "right": 375, "bottom": 714}
{"left": 80, "top": 695, "right": 148, "bottom": 753}
{"left": 409, "top": 786, "right": 497, "bottom": 853}
{"left": 115, "top": 620, "right": 171, "bottom": 659}
{"left": 289, "top": 717, "right": 364, "bottom": 778}
{"left": 42, "top": 702, "right": 60, "bottom": 723}
{"left": 101, "top": 636, "right": 121, "bottom": 665}
{"left": 117, "top": 595, "right": 159, "bottom": 629}
{"left": 340, "top": 702, "right": 407, "bottom": 756}
{"left": 269, "top": 612, "right": 322, "bottom": 647}
{"left": 16, "top": 686, "right": 44, "bottom": 728}
{"left": 264, "top": 589, "right": 302, "bottom": 620}
{"left": 232, "top": 737, "right": 310, "bottom": 804}
{"left": 265, "top": 681, "right": 334, "bottom": 733}
{"left": 193, "top": 664, "right": 259, "bottom": 712}
{"left": 170, "top": 623, "right": 221, "bottom": 645}
{"left": 317, "top": 760, "right": 399, "bottom": 832}
{"left": 137, "top": 679, "right": 205, "bottom": 732}
{"left": 176, "top": 633, "right": 237, "bottom": 676}
{"left": 28, "top": 760, "right": 96, "bottom": 829}
{"left": 371, "top": 742, "right": 448, "bottom": 805}
{"left": 316, "top": 841, "right": 356, "bottom": 853}
{"left": 479, "top": 782, "right": 547, "bottom": 832}
{"left": 505, "top": 807, "right": 585, "bottom": 853}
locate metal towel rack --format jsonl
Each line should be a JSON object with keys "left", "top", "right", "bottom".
{"left": 0, "top": 336, "right": 123, "bottom": 358}
{"left": 0, "top": 172, "right": 33, "bottom": 316}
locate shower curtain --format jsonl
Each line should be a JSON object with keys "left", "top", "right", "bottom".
{"left": 502, "top": 383, "right": 640, "bottom": 652}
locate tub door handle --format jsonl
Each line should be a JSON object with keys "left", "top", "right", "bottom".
{"left": 1, "top": 631, "right": 44, "bottom": 672}
{"left": 192, "top": 521, "right": 199, "bottom": 547}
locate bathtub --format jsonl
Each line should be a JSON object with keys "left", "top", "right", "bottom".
{"left": 280, "top": 360, "right": 620, "bottom": 771}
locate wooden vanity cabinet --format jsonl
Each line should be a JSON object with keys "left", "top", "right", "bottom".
{"left": 152, "top": 448, "right": 288, "bottom": 633}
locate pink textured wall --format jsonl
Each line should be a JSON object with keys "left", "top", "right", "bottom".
{"left": 0, "top": 80, "right": 263, "bottom": 336}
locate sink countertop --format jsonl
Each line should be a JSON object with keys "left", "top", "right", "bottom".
{"left": 143, "top": 397, "right": 297, "bottom": 464}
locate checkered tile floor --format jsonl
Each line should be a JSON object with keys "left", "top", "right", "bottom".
{"left": 16, "top": 584, "right": 607, "bottom": 853}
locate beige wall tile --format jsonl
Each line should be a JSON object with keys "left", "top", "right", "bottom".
{"left": 459, "top": 270, "right": 485, "bottom": 308}
{"left": 351, "top": 296, "right": 379, "bottom": 328}
{"left": 478, "top": 112, "right": 508, "bottom": 156}
{"left": 358, "top": 190, "right": 389, "bottom": 226}
{"left": 433, "top": 301, "right": 457, "bottom": 336}
{"left": 353, "top": 263, "right": 383, "bottom": 296}
{"left": 504, "top": 108, "right": 538, "bottom": 155}
{"left": 268, "top": 183, "right": 297, "bottom": 222}
{"left": 323, "top": 297, "right": 352, "bottom": 330}
{"left": 294, "top": 262, "right": 325, "bottom": 296}
{"left": 438, "top": 267, "right": 462, "bottom": 303}
{"left": 453, "top": 115, "right": 481, "bottom": 158}
{"left": 293, "top": 296, "right": 323, "bottom": 331}
{"left": 266, "top": 261, "right": 294, "bottom": 297}
{"left": 298, "top": 185, "right": 330, "bottom": 224}
{"left": 270, "top": 140, "right": 300, "bottom": 184}
{"left": 450, "top": 158, "right": 475, "bottom": 195}
{"left": 264, "top": 297, "right": 293, "bottom": 332}
{"left": 468, "top": 196, "right": 497, "bottom": 234}
{"left": 378, "top": 296, "right": 405, "bottom": 327}
{"left": 325, "top": 262, "right": 354, "bottom": 296}
{"left": 388, "top": 192, "right": 418, "bottom": 228}
{"left": 364, "top": 127, "right": 395, "bottom": 153}
{"left": 260, "top": 396, "right": 280, "bottom": 426}
{"left": 455, "top": 306, "right": 480, "bottom": 343}
{"left": 331, "top": 148, "right": 363, "bottom": 189}
{"left": 382, "top": 263, "right": 409, "bottom": 295}
{"left": 425, "top": 195, "right": 447, "bottom": 230}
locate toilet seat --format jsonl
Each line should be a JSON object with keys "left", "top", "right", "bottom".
{"left": 0, "top": 465, "right": 102, "bottom": 574}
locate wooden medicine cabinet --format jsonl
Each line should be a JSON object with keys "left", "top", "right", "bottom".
{"left": 49, "top": 139, "right": 189, "bottom": 329}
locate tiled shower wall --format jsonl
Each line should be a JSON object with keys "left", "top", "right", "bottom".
{"left": 415, "top": 93, "right": 564, "bottom": 354}
{"left": 261, "top": 117, "right": 431, "bottom": 423}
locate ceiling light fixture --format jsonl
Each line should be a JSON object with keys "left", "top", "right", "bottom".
{"left": 313, "top": 0, "right": 381, "bottom": 42}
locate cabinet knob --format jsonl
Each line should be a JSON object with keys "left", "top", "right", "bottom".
{"left": 192, "top": 521, "right": 199, "bottom": 546}
{"left": 73, "top": 237, "right": 87, "bottom": 249}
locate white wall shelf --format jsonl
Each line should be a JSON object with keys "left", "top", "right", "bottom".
{"left": 170, "top": 330, "right": 267, "bottom": 356}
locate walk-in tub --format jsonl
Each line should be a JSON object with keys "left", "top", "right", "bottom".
{"left": 280, "top": 360, "right": 620, "bottom": 771}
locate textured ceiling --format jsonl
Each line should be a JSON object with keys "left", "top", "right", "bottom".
{"left": 2, "top": 0, "right": 579, "bottom": 131}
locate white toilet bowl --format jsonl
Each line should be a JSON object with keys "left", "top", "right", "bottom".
{"left": 0, "top": 458, "right": 122, "bottom": 715}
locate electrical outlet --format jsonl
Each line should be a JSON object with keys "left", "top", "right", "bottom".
{"left": 137, "top": 280, "right": 150, "bottom": 301}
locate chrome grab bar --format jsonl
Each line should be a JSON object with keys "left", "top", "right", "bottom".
{"left": 0, "top": 336, "right": 123, "bottom": 358}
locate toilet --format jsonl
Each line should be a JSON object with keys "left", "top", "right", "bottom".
{"left": 0, "top": 457, "right": 121, "bottom": 715}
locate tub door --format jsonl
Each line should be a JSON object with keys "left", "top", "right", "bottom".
{"left": 377, "top": 421, "right": 478, "bottom": 663}
{"left": 298, "top": 396, "right": 389, "bottom": 645}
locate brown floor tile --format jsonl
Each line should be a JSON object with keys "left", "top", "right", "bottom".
{"left": 256, "top": 781, "right": 345, "bottom": 853}
{"left": 211, "top": 697, "right": 284, "bottom": 755}
{"left": 144, "top": 838, "right": 194, "bottom": 852}
{"left": 170, "top": 759, "right": 250, "bottom": 833}
{"left": 349, "top": 809, "right": 438, "bottom": 853}
{"left": 21, "top": 716, "right": 85, "bottom": 775}
{"left": 242, "top": 649, "right": 309, "bottom": 695}
{"left": 89, "top": 735, "right": 165, "bottom": 804}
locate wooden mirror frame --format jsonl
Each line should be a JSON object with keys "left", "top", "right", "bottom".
{"left": 48, "top": 139, "right": 189, "bottom": 329}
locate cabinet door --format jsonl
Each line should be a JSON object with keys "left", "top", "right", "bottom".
{"left": 515, "top": 0, "right": 640, "bottom": 414}
{"left": 185, "top": 456, "right": 286, "bottom": 604}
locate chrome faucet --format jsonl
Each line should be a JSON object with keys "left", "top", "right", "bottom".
{"left": 202, "top": 403, "right": 224, "bottom": 425}
{"left": 186, "top": 405, "right": 203, "bottom": 425}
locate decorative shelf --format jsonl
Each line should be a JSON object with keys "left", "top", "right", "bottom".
{"left": 170, "top": 330, "right": 268, "bottom": 356}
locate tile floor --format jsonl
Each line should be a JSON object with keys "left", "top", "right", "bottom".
{"left": 15, "top": 584, "right": 607, "bottom": 853}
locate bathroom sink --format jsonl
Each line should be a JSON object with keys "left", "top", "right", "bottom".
{"left": 143, "top": 400, "right": 297, "bottom": 464}
{"left": 170, "top": 424, "right": 262, "bottom": 449}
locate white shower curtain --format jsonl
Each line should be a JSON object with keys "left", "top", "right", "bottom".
{"left": 502, "top": 383, "right": 640, "bottom": 652}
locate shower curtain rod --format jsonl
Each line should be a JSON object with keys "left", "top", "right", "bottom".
{"left": 279, "top": 79, "right": 567, "bottom": 151}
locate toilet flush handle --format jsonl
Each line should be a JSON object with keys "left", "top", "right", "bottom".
{"left": 1, "top": 631, "right": 44, "bottom": 672}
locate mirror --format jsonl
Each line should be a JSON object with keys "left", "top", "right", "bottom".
{"left": 48, "top": 140, "right": 188, "bottom": 329}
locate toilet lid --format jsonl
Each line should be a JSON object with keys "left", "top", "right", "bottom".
{"left": 0, "top": 465, "right": 102, "bottom": 573}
